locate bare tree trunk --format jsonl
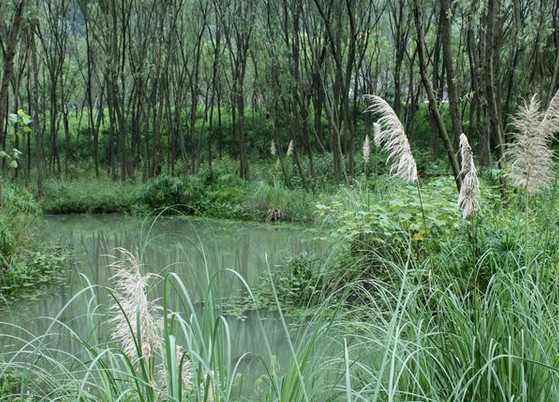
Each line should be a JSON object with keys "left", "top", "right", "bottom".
{"left": 440, "top": 0, "right": 463, "bottom": 142}
{"left": 30, "top": 21, "right": 44, "bottom": 197}
{"left": 0, "top": 0, "right": 26, "bottom": 153}
{"left": 413, "top": 0, "right": 461, "bottom": 190}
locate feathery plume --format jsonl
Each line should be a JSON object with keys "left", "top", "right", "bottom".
{"left": 364, "top": 95, "right": 418, "bottom": 183}
{"left": 363, "top": 135, "right": 370, "bottom": 164}
{"left": 540, "top": 89, "right": 559, "bottom": 138}
{"left": 270, "top": 139, "right": 277, "bottom": 157}
{"left": 286, "top": 140, "right": 294, "bottom": 157}
{"left": 373, "top": 122, "right": 381, "bottom": 147}
{"left": 110, "top": 248, "right": 162, "bottom": 361}
{"left": 176, "top": 346, "right": 193, "bottom": 390}
{"left": 505, "top": 95, "right": 554, "bottom": 193}
{"left": 458, "top": 134, "right": 480, "bottom": 219}
{"left": 158, "top": 345, "right": 193, "bottom": 393}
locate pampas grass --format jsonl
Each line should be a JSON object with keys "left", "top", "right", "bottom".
{"left": 286, "top": 139, "right": 294, "bottom": 157}
{"left": 270, "top": 139, "right": 277, "bottom": 157}
{"left": 365, "top": 95, "right": 418, "bottom": 183}
{"left": 542, "top": 89, "right": 559, "bottom": 138}
{"left": 109, "top": 248, "right": 193, "bottom": 394}
{"left": 458, "top": 134, "right": 480, "bottom": 219}
{"left": 363, "top": 135, "right": 371, "bottom": 165}
{"left": 505, "top": 95, "right": 554, "bottom": 194}
{"left": 110, "top": 248, "right": 162, "bottom": 361}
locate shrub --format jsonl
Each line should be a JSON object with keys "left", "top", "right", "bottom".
{"left": 0, "top": 185, "right": 39, "bottom": 269}
{"left": 43, "top": 179, "right": 140, "bottom": 214}
{"left": 0, "top": 218, "right": 16, "bottom": 264}
{"left": 141, "top": 175, "right": 186, "bottom": 210}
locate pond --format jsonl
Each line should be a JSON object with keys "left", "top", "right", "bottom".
{"left": 0, "top": 214, "right": 325, "bottom": 395}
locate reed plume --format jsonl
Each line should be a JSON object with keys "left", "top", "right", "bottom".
{"left": 363, "top": 134, "right": 370, "bottom": 164}
{"left": 373, "top": 122, "right": 381, "bottom": 147}
{"left": 286, "top": 139, "right": 294, "bottom": 157}
{"left": 109, "top": 248, "right": 162, "bottom": 361}
{"left": 458, "top": 134, "right": 480, "bottom": 219}
{"left": 541, "top": 89, "right": 559, "bottom": 138}
{"left": 270, "top": 139, "right": 277, "bottom": 157}
{"left": 505, "top": 95, "right": 554, "bottom": 193}
{"left": 158, "top": 345, "right": 193, "bottom": 393}
{"left": 365, "top": 95, "right": 417, "bottom": 183}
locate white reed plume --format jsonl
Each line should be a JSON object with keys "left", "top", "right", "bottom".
{"left": 458, "top": 134, "right": 480, "bottom": 219}
{"left": 109, "top": 248, "right": 162, "bottom": 361}
{"left": 365, "top": 95, "right": 418, "bottom": 183}
{"left": 505, "top": 95, "right": 554, "bottom": 193}
{"left": 540, "top": 89, "right": 559, "bottom": 139}
{"left": 270, "top": 139, "right": 277, "bottom": 157}
{"left": 286, "top": 140, "right": 294, "bottom": 157}
{"left": 158, "top": 345, "right": 193, "bottom": 393}
{"left": 363, "top": 134, "right": 370, "bottom": 164}
{"left": 175, "top": 346, "right": 193, "bottom": 390}
{"left": 373, "top": 122, "right": 381, "bottom": 147}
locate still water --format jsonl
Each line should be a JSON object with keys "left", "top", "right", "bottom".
{"left": 0, "top": 214, "right": 324, "bottom": 389}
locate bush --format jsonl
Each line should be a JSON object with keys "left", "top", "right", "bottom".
{"left": 245, "top": 182, "right": 316, "bottom": 223}
{"left": 43, "top": 179, "right": 140, "bottom": 214}
{"left": 141, "top": 175, "right": 205, "bottom": 214}
{"left": 0, "top": 185, "right": 39, "bottom": 269}
{"left": 0, "top": 218, "right": 16, "bottom": 263}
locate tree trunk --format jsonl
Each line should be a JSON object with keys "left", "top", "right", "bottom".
{"left": 413, "top": 0, "right": 461, "bottom": 190}
{"left": 0, "top": 0, "right": 26, "bottom": 152}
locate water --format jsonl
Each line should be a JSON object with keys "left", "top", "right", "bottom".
{"left": 0, "top": 214, "right": 324, "bottom": 392}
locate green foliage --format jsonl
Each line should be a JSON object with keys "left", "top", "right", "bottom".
{"left": 248, "top": 252, "right": 325, "bottom": 309}
{"left": 43, "top": 179, "right": 141, "bottom": 214}
{"left": 0, "top": 218, "right": 16, "bottom": 261}
{"left": 244, "top": 182, "right": 316, "bottom": 223}
{"left": 317, "top": 177, "right": 462, "bottom": 251}
{"left": 0, "top": 369, "right": 31, "bottom": 401}
{"left": 0, "top": 185, "right": 40, "bottom": 269}
{"left": 0, "top": 184, "right": 69, "bottom": 303}
{"left": 141, "top": 175, "right": 199, "bottom": 213}
{"left": 0, "top": 247, "right": 69, "bottom": 302}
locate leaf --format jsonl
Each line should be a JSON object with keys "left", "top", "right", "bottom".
{"left": 0, "top": 151, "right": 8, "bottom": 159}
{"left": 9, "top": 160, "right": 18, "bottom": 169}
{"left": 17, "top": 110, "right": 32, "bottom": 126}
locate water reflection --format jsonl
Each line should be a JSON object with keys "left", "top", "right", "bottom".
{"left": 1, "top": 214, "right": 322, "bottom": 386}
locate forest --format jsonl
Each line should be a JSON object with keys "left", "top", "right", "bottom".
{"left": 1, "top": 0, "right": 559, "bottom": 400}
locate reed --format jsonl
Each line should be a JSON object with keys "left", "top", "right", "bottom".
{"left": 505, "top": 95, "right": 555, "bottom": 194}
{"left": 365, "top": 95, "right": 417, "bottom": 184}
{"left": 458, "top": 134, "right": 480, "bottom": 219}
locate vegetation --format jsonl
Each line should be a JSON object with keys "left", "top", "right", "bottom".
{"left": 0, "top": 184, "right": 69, "bottom": 303}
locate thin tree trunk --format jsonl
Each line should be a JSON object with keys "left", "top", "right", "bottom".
{"left": 413, "top": 0, "right": 461, "bottom": 190}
